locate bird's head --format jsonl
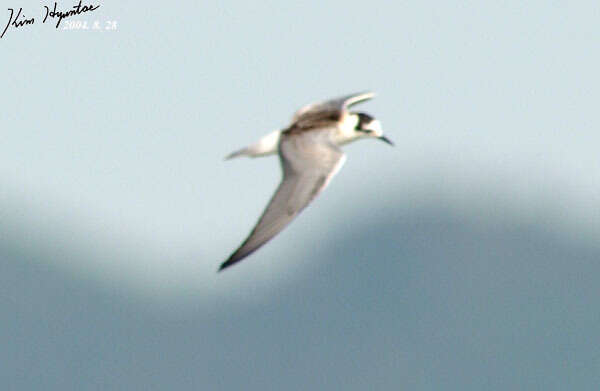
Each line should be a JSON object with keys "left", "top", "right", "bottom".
{"left": 352, "top": 112, "right": 393, "bottom": 146}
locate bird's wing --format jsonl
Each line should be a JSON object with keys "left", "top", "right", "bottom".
{"left": 219, "top": 129, "right": 346, "bottom": 271}
{"left": 291, "top": 91, "right": 375, "bottom": 124}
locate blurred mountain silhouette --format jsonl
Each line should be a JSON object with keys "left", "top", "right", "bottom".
{"left": 2, "top": 202, "right": 599, "bottom": 390}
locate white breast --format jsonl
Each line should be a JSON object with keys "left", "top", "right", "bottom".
{"left": 332, "top": 113, "right": 361, "bottom": 146}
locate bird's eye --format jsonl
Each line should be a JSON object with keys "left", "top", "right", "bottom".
{"left": 355, "top": 112, "right": 374, "bottom": 131}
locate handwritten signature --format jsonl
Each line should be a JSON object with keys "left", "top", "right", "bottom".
{"left": 1, "top": 1, "right": 100, "bottom": 39}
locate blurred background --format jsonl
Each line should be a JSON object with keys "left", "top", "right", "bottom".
{"left": 2, "top": 1, "right": 599, "bottom": 389}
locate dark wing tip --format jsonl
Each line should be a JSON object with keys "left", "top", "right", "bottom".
{"left": 217, "top": 249, "right": 251, "bottom": 272}
{"left": 217, "top": 258, "right": 236, "bottom": 272}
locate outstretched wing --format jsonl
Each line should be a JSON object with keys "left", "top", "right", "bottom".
{"left": 219, "top": 129, "right": 346, "bottom": 271}
{"left": 291, "top": 91, "right": 375, "bottom": 125}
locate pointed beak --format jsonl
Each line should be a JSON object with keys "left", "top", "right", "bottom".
{"left": 378, "top": 135, "right": 394, "bottom": 146}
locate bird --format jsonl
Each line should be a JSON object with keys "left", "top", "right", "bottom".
{"left": 219, "top": 91, "right": 393, "bottom": 271}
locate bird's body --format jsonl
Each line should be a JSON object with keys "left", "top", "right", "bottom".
{"left": 219, "top": 92, "right": 392, "bottom": 271}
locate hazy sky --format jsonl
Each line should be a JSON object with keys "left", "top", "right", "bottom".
{"left": 2, "top": 0, "right": 599, "bottom": 297}
{"left": 2, "top": 2, "right": 600, "bottom": 389}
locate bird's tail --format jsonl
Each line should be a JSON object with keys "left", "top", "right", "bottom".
{"left": 224, "top": 148, "right": 250, "bottom": 160}
{"left": 224, "top": 129, "right": 281, "bottom": 160}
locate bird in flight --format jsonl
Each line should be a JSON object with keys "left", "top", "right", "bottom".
{"left": 219, "top": 92, "right": 393, "bottom": 271}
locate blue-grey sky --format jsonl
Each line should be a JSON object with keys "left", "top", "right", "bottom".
{"left": 2, "top": 1, "right": 599, "bottom": 389}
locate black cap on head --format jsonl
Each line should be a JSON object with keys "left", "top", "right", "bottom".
{"left": 355, "top": 112, "right": 374, "bottom": 130}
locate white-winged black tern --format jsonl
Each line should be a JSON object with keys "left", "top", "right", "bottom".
{"left": 219, "top": 92, "right": 392, "bottom": 271}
